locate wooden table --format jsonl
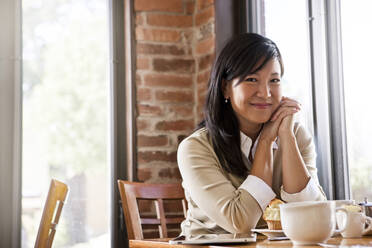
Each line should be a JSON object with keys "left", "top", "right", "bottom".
{"left": 130, "top": 235, "right": 372, "bottom": 247}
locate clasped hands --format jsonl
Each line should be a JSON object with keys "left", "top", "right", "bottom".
{"left": 260, "top": 96, "right": 301, "bottom": 143}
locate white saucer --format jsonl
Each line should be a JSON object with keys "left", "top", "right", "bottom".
{"left": 251, "top": 229, "right": 286, "bottom": 238}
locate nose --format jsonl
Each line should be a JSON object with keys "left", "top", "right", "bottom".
{"left": 256, "top": 82, "right": 271, "bottom": 98}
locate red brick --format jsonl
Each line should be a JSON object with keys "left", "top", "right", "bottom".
{"left": 198, "top": 81, "right": 208, "bottom": 95}
{"left": 195, "top": 6, "right": 214, "bottom": 26}
{"left": 147, "top": 14, "right": 193, "bottom": 28}
{"left": 198, "top": 91, "right": 206, "bottom": 104}
{"left": 156, "top": 119, "right": 194, "bottom": 131}
{"left": 136, "top": 28, "right": 181, "bottom": 42}
{"left": 136, "top": 14, "right": 143, "bottom": 25}
{"left": 138, "top": 151, "right": 177, "bottom": 163}
{"left": 153, "top": 58, "right": 195, "bottom": 73}
{"left": 186, "top": 1, "right": 195, "bottom": 14}
{"left": 137, "top": 88, "right": 152, "bottom": 101}
{"left": 183, "top": 29, "right": 194, "bottom": 44}
{"left": 197, "top": 69, "right": 210, "bottom": 85}
{"left": 137, "top": 118, "right": 149, "bottom": 130}
{"left": 137, "top": 167, "right": 153, "bottom": 181}
{"left": 168, "top": 105, "right": 193, "bottom": 117}
{"left": 136, "top": 73, "right": 142, "bottom": 85}
{"left": 198, "top": 23, "right": 214, "bottom": 41}
{"left": 196, "top": 36, "right": 215, "bottom": 54}
{"left": 198, "top": 54, "right": 214, "bottom": 71}
{"left": 137, "top": 104, "right": 162, "bottom": 116}
{"left": 158, "top": 167, "right": 181, "bottom": 179}
{"left": 138, "top": 135, "right": 168, "bottom": 147}
{"left": 134, "top": 0, "right": 183, "bottom": 12}
{"left": 155, "top": 90, "right": 193, "bottom": 102}
{"left": 197, "top": 110, "right": 204, "bottom": 123}
{"left": 137, "top": 43, "right": 185, "bottom": 55}
{"left": 197, "top": 0, "right": 214, "bottom": 11}
{"left": 144, "top": 74, "right": 193, "bottom": 88}
{"left": 137, "top": 57, "right": 150, "bottom": 70}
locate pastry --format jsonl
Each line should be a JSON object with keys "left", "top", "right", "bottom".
{"left": 263, "top": 198, "right": 285, "bottom": 230}
{"left": 342, "top": 204, "right": 362, "bottom": 212}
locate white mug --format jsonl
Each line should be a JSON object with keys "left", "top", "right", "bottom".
{"left": 337, "top": 211, "right": 372, "bottom": 238}
{"left": 280, "top": 201, "right": 349, "bottom": 245}
{"left": 332, "top": 200, "right": 354, "bottom": 230}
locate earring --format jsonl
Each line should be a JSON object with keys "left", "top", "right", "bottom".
{"left": 225, "top": 98, "right": 229, "bottom": 103}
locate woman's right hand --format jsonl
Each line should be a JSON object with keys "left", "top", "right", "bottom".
{"left": 260, "top": 97, "right": 300, "bottom": 143}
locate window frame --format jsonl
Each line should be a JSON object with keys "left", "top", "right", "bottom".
{"left": 0, "top": 0, "right": 22, "bottom": 246}
{"left": 259, "top": 0, "right": 351, "bottom": 200}
{"left": 109, "top": 0, "right": 134, "bottom": 247}
{"left": 216, "top": 0, "right": 351, "bottom": 200}
{"left": 0, "top": 0, "right": 132, "bottom": 247}
{"left": 322, "top": 0, "right": 350, "bottom": 200}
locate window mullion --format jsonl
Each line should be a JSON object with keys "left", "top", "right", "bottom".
{"left": 247, "top": 0, "right": 265, "bottom": 35}
{"left": 307, "top": 0, "right": 334, "bottom": 199}
{"left": 0, "top": 0, "right": 22, "bottom": 246}
{"left": 324, "top": 0, "right": 350, "bottom": 200}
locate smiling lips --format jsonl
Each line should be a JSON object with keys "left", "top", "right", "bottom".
{"left": 250, "top": 103, "right": 272, "bottom": 109}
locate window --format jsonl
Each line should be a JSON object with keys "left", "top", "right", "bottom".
{"left": 259, "top": 0, "right": 371, "bottom": 200}
{"left": 263, "top": 0, "right": 314, "bottom": 134}
{"left": 22, "top": 0, "right": 110, "bottom": 247}
{"left": 340, "top": 0, "right": 372, "bottom": 202}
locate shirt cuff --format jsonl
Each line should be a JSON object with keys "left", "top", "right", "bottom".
{"left": 280, "top": 177, "right": 320, "bottom": 202}
{"left": 239, "top": 175, "right": 276, "bottom": 212}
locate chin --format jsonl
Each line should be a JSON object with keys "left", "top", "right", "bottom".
{"left": 256, "top": 118, "right": 270, "bottom": 124}
{"left": 251, "top": 114, "right": 272, "bottom": 124}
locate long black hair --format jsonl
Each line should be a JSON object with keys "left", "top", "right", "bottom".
{"left": 199, "top": 33, "right": 284, "bottom": 176}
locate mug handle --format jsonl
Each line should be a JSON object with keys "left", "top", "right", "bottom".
{"left": 362, "top": 216, "right": 372, "bottom": 235}
{"left": 335, "top": 207, "right": 349, "bottom": 233}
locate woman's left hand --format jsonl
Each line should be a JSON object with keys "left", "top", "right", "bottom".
{"left": 270, "top": 97, "right": 301, "bottom": 139}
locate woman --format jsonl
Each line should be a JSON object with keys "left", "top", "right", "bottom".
{"left": 177, "top": 33, "right": 326, "bottom": 236}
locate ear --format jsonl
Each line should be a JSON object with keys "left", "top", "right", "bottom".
{"left": 222, "top": 79, "right": 231, "bottom": 99}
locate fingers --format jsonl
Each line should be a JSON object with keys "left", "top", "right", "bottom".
{"left": 271, "top": 97, "right": 301, "bottom": 121}
{"left": 271, "top": 106, "right": 299, "bottom": 122}
{"left": 275, "top": 107, "right": 298, "bottom": 122}
{"left": 282, "top": 96, "right": 301, "bottom": 106}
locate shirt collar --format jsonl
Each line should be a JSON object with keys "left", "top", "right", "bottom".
{"left": 240, "top": 131, "right": 278, "bottom": 161}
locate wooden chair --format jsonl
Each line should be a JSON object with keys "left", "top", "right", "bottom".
{"left": 117, "top": 180, "right": 187, "bottom": 240}
{"left": 34, "top": 179, "right": 69, "bottom": 248}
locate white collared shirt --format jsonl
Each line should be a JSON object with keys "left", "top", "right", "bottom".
{"left": 238, "top": 131, "right": 321, "bottom": 212}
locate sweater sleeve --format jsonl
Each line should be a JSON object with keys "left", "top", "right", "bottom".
{"left": 177, "top": 135, "right": 264, "bottom": 234}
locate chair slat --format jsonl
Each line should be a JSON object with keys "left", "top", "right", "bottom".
{"left": 156, "top": 199, "right": 168, "bottom": 238}
{"left": 34, "top": 179, "right": 69, "bottom": 248}
{"left": 140, "top": 218, "right": 161, "bottom": 225}
{"left": 117, "top": 180, "right": 187, "bottom": 240}
{"left": 164, "top": 217, "right": 185, "bottom": 224}
{"left": 140, "top": 217, "right": 185, "bottom": 225}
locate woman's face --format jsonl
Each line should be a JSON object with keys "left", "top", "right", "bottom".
{"left": 224, "top": 58, "right": 282, "bottom": 129}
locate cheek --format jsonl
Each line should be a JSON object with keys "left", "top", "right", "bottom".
{"left": 271, "top": 86, "right": 282, "bottom": 102}
{"left": 270, "top": 87, "right": 282, "bottom": 112}
{"left": 231, "top": 89, "right": 248, "bottom": 104}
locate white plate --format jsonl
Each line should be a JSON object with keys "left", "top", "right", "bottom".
{"left": 251, "top": 229, "right": 286, "bottom": 238}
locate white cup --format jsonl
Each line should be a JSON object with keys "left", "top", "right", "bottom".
{"left": 336, "top": 211, "right": 372, "bottom": 238}
{"left": 332, "top": 200, "right": 354, "bottom": 230}
{"left": 280, "top": 201, "right": 349, "bottom": 245}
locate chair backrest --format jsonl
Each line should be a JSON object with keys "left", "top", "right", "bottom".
{"left": 117, "top": 180, "right": 187, "bottom": 240}
{"left": 35, "top": 179, "right": 69, "bottom": 248}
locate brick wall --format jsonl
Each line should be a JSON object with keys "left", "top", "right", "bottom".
{"left": 134, "top": 0, "right": 215, "bottom": 184}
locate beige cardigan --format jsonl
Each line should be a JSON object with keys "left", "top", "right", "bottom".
{"left": 177, "top": 123, "right": 326, "bottom": 236}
